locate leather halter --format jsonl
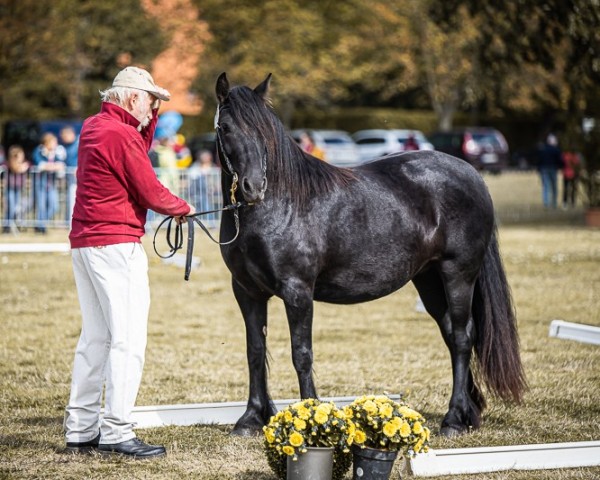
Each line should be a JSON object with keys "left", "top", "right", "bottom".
{"left": 152, "top": 122, "right": 255, "bottom": 281}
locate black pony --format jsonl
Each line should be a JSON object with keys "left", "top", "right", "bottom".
{"left": 215, "top": 73, "right": 526, "bottom": 437}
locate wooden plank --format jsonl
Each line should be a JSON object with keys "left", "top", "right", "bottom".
{"left": 549, "top": 320, "right": 600, "bottom": 346}
{"left": 130, "top": 395, "right": 400, "bottom": 429}
{"left": 408, "top": 441, "right": 600, "bottom": 476}
{"left": 0, "top": 243, "right": 70, "bottom": 253}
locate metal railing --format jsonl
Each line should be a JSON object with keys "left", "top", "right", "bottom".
{"left": 0, "top": 167, "right": 224, "bottom": 233}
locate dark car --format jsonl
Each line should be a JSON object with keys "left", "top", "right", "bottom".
{"left": 428, "top": 127, "right": 509, "bottom": 173}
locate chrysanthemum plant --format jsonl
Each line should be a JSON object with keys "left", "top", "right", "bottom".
{"left": 345, "top": 394, "right": 430, "bottom": 456}
{"left": 263, "top": 399, "right": 354, "bottom": 480}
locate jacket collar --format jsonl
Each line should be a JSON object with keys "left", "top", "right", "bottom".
{"left": 100, "top": 102, "right": 141, "bottom": 129}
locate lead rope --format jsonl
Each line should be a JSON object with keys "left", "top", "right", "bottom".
{"left": 153, "top": 124, "right": 247, "bottom": 280}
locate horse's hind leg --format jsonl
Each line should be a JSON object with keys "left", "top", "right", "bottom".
{"left": 231, "top": 280, "right": 276, "bottom": 436}
{"left": 413, "top": 265, "right": 484, "bottom": 436}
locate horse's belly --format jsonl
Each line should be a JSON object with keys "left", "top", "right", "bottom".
{"left": 313, "top": 272, "right": 411, "bottom": 304}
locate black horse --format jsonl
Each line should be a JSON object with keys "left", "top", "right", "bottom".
{"left": 215, "top": 73, "right": 526, "bottom": 437}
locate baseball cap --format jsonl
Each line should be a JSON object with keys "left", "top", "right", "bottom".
{"left": 112, "top": 66, "right": 170, "bottom": 101}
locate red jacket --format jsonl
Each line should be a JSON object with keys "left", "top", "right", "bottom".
{"left": 70, "top": 102, "right": 190, "bottom": 248}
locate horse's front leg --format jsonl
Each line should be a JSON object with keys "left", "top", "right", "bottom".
{"left": 283, "top": 280, "right": 317, "bottom": 399}
{"left": 231, "top": 279, "right": 276, "bottom": 436}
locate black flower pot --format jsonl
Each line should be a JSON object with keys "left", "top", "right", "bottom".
{"left": 352, "top": 445, "right": 399, "bottom": 480}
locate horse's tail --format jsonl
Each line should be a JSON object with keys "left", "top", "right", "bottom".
{"left": 473, "top": 226, "right": 527, "bottom": 403}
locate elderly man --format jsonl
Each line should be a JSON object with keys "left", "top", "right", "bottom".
{"left": 64, "top": 66, "right": 195, "bottom": 458}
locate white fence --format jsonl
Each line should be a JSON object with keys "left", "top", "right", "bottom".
{"left": 0, "top": 167, "right": 224, "bottom": 232}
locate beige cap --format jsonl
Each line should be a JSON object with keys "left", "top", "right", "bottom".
{"left": 112, "top": 66, "right": 170, "bottom": 101}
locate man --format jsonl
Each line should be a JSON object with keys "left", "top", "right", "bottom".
{"left": 64, "top": 66, "right": 195, "bottom": 458}
{"left": 536, "top": 133, "right": 563, "bottom": 209}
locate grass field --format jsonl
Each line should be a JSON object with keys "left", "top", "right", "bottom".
{"left": 1, "top": 172, "right": 599, "bottom": 479}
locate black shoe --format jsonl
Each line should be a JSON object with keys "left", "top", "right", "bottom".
{"left": 65, "top": 432, "right": 100, "bottom": 454}
{"left": 98, "top": 438, "right": 166, "bottom": 459}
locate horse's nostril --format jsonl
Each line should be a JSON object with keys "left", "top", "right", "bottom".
{"left": 242, "top": 177, "right": 252, "bottom": 193}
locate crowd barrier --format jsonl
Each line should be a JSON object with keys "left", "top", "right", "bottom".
{"left": 0, "top": 167, "right": 223, "bottom": 233}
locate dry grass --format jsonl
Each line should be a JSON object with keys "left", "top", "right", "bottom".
{"left": 1, "top": 172, "right": 599, "bottom": 479}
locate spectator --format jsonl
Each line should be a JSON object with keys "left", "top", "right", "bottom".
{"left": 60, "top": 126, "right": 79, "bottom": 224}
{"left": 299, "top": 131, "right": 326, "bottom": 161}
{"left": 2, "top": 145, "right": 30, "bottom": 233}
{"left": 151, "top": 129, "right": 179, "bottom": 193}
{"left": 174, "top": 133, "right": 192, "bottom": 168}
{"left": 32, "top": 132, "right": 66, "bottom": 233}
{"left": 403, "top": 133, "right": 419, "bottom": 151}
{"left": 536, "top": 134, "right": 563, "bottom": 209}
{"left": 561, "top": 151, "right": 581, "bottom": 209}
{"left": 189, "top": 149, "right": 218, "bottom": 224}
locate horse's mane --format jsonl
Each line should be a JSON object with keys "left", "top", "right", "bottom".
{"left": 227, "top": 86, "right": 356, "bottom": 208}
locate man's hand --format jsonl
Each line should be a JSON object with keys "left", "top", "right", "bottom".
{"left": 174, "top": 203, "right": 195, "bottom": 225}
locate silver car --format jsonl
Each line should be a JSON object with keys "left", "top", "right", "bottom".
{"left": 290, "top": 129, "right": 361, "bottom": 166}
{"left": 352, "top": 129, "right": 434, "bottom": 163}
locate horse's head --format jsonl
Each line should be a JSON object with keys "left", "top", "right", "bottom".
{"left": 215, "top": 72, "right": 272, "bottom": 204}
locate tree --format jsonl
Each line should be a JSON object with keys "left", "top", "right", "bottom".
{"left": 193, "top": 0, "right": 421, "bottom": 125}
{"left": 410, "top": 2, "right": 482, "bottom": 130}
{"left": 0, "top": 0, "right": 165, "bottom": 120}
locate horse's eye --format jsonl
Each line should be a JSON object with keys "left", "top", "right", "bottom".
{"left": 220, "top": 122, "right": 231, "bottom": 134}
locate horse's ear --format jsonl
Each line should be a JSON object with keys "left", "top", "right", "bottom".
{"left": 254, "top": 73, "right": 272, "bottom": 99}
{"left": 216, "top": 72, "right": 229, "bottom": 104}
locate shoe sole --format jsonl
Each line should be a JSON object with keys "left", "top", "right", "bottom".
{"left": 97, "top": 449, "right": 166, "bottom": 460}
{"left": 65, "top": 446, "right": 97, "bottom": 454}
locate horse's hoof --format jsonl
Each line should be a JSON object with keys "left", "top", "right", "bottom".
{"left": 229, "top": 425, "right": 262, "bottom": 437}
{"left": 440, "top": 425, "right": 467, "bottom": 437}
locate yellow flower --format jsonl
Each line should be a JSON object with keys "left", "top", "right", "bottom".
{"left": 399, "top": 406, "right": 420, "bottom": 420}
{"left": 318, "top": 403, "right": 333, "bottom": 415}
{"left": 400, "top": 421, "right": 412, "bottom": 438}
{"left": 382, "top": 421, "right": 398, "bottom": 438}
{"left": 424, "top": 427, "right": 431, "bottom": 441}
{"left": 334, "top": 409, "right": 346, "bottom": 420}
{"left": 391, "top": 417, "right": 402, "bottom": 428}
{"left": 264, "top": 428, "right": 276, "bottom": 444}
{"left": 379, "top": 404, "right": 393, "bottom": 418}
{"left": 414, "top": 438, "right": 424, "bottom": 453}
{"left": 314, "top": 410, "right": 328, "bottom": 425}
{"left": 343, "top": 406, "right": 354, "bottom": 418}
{"left": 363, "top": 400, "right": 377, "bottom": 415}
{"left": 284, "top": 410, "right": 293, "bottom": 423}
{"left": 297, "top": 406, "right": 311, "bottom": 420}
{"left": 289, "top": 432, "right": 304, "bottom": 447}
{"left": 293, "top": 418, "right": 307, "bottom": 430}
{"left": 282, "top": 445, "right": 295, "bottom": 456}
{"left": 354, "top": 430, "right": 367, "bottom": 444}
{"left": 412, "top": 421, "right": 424, "bottom": 435}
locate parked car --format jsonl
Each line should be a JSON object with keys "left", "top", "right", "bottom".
{"left": 290, "top": 129, "right": 361, "bottom": 166}
{"left": 428, "top": 127, "right": 509, "bottom": 173}
{"left": 352, "top": 129, "right": 434, "bottom": 162}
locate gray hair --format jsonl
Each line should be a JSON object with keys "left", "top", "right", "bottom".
{"left": 99, "top": 86, "right": 149, "bottom": 108}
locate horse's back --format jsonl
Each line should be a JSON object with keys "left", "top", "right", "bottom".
{"left": 309, "top": 151, "right": 495, "bottom": 303}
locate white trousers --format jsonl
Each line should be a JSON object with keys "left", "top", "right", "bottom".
{"left": 65, "top": 243, "right": 150, "bottom": 444}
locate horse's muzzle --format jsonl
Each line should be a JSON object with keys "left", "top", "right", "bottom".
{"left": 240, "top": 176, "right": 267, "bottom": 203}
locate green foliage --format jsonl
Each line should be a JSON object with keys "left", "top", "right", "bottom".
{"left": 1, "top": 0, "right": 598, "bottom": 139}
{"left": 0, "top": 0, "right": 165, "bottom": 120}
